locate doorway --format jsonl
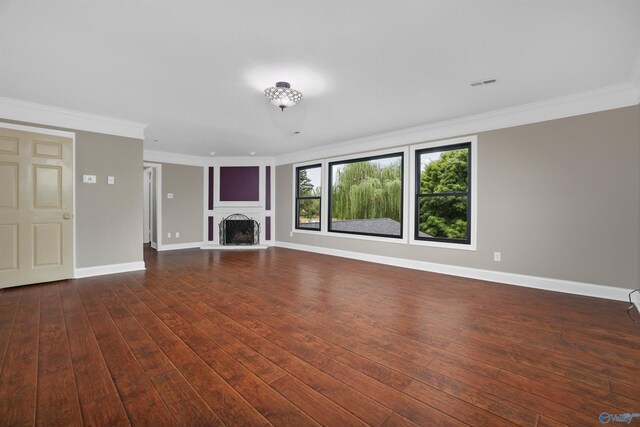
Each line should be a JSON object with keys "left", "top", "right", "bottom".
{"left": 143, "top": 162, "right": 162, "bottom": 250}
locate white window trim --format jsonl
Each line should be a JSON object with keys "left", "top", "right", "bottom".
{"left": 291, "top": 147, "right": 410, "bottom": 244}
{"left": 327, "top": 146, "right": 409, "bottom": 242}
{"left": 292, "top": 160, "right": 325, "bottom": 234}
{"left": 409, "top": 135, "right": 477, "bottom": 251}
{"left": 291, "top": 139, "right": 476, "bottom": 249}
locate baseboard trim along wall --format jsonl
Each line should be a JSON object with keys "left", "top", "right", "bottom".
{"left": 275, "top": 241, "right": 634, "bottom": 302}
{"left": 157, "top": 242, "right": 203, "bottom": 251}
{"left": 74, "top": 261, "right": 146, "bottom": 279}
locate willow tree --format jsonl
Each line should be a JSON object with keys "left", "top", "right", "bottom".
{"left": 332, "top": 160, "right": 401, "bottom": 221}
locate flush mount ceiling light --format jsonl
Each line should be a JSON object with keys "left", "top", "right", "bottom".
{"left": 264, "top": 81, "right": 302, "bottom": 111}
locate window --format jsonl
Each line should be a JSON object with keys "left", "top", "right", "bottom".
{"left": 295, "top": 164, "right": 322, "bottom": 231}
{"left": 328, "top": 152, "right": 403, "bottom": 238}
{"left": 415, "top": 142, "right": 471, "bottom": 244}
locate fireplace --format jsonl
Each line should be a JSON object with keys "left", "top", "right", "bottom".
{"left": 219, "top": 213, "right": 260, "bottom": 245}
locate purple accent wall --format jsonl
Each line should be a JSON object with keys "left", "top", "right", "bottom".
{"left": 208, "top": 167, "right": 214, "bottom": 209}
{"left": 265, "top": 216, "right": 271, "bottom": 241}
{"left": 265, "top": 166, "right": 271, "bottom": 211}
{"left": 208, "top": 216, "right": 214, "bottom": 241}
{"left": 219, "top": 166, "right": 260, "bottom": 202}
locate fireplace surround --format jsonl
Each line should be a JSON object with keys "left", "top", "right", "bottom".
{"left": 219, "top": 213, "right": 260, "bottom": 246}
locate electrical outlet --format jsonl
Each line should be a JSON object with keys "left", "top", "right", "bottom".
{"left": 494, "top": 252, "right": 501, "bottom": 262}
{"left": 167, "top": 232, "right": 171, "bottom": 238}
{"left": 175, "top": 232, "right": 180, "bottom": 238}
{"left": 289, "top": 231, "right": 293, "bottom": 237}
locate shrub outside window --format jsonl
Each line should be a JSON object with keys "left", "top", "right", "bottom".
{"left": 415, "top": 142, "right": 471, "bottom": 244}
{"left": 328, "top": 153, "right": 403, "bottom": 238}
{"left": 295, "top": 164, "right": 322, "bottom": 231}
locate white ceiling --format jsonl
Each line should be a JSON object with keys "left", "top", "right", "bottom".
{"left": 1, "top": 1, "right": 639, "bottom": 157}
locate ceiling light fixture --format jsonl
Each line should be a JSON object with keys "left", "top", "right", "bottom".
{"left": 264, "top": 81, "right": 302, "bottom": 111}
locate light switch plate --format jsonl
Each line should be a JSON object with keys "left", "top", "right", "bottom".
{"left": 167, "top": 193, "right": 174, "bottom": 199}
{"left": 107, "top": 176, "right": 115, "bottom": 185}
{"left": 82, "top": 175, "right": 96, "bottom": 184}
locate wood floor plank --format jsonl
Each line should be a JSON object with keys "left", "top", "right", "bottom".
{"left": 36, "top": 283, "right": 83, "bottom": 427}
{"left": 609, "top": 380, "right": 640, "bottom": 404}
{"left": 197, "top": 298, "right": 462, "bottom": 427}
{"left": 108, "top": 277, "right": 272, "bottom": 427}
{"left": 0, "top": 287, "right": 21, "bottom": 375}
{"left": 4, "top": 247, "right": 638, "bottom": 426}
{"left": 428, "top": 358, "right": 602, "bottom": 426}
{"left": 0, "top": 285, "right": 40, "bottom": 426}
{"left": 269, "top": 373, "right": 366, "bottom": 426}
{"left": 201, "top": 348, "right": 321, "bottom": 426}
{"left": 145, "top": 282, "right": 288, "bottom": 384}
{"left": 445, "top": 340, "right": 639, "bottom": 411}
{"left": 76, "top": 281, "right": 177, "bottom": 426}
{"left": 93, "top": 279, "right": 225, "bottom": 426}
{"left": 380, "top": 413, "right": 422, "bottom": 427}
{"left": 193, "top": 302, "right": 393, "bottom": 426}
{"left": 58, "top": 281, "right": 131, "bottom": 426}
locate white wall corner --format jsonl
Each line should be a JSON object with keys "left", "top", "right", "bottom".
{"left": 275, "top": 241, "right": 634, "bottom": 302}
{"left": 631, "top": 289, "right": 640, "bottom": 315}
{"left": 74, "top": 261, "right": 145, "bottom": 279}
{"left": 631, "top": 47, "right": 640, "bottom": 104}
{"left": 0, "top": 97, "right": 147, "bottom": 139}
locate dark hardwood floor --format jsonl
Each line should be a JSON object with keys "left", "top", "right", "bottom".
{"left": 1, "top": 247, "right": 639, "bottom": 426}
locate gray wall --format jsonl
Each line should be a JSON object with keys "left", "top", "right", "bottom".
{"left": 75, "top": 131, "right": 143, "bottom": 267}
{"left": 1, "top": 119, "right": 144, "bottom": 268}
{"left": 276, "top": 106, "right": 640, "bottom": 289}
{"left": 161, "top": 163, "right": 203, "bottom": 244}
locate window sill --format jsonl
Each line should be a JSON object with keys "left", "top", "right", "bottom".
{"left": 409, "top": 238, "right": 476, "bottom": 251}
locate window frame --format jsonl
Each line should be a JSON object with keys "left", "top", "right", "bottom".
{"left": 294, "top": 163, "right": 322, "bottom": 232}
{"left": 327, "top": 151, "right": 405, "bottom": 239}
{"left": 409, "top": 136, "right": 477, "bottom": 250}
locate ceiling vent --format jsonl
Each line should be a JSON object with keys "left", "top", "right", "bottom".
{"left": 470, "top": 78, "right": 498, "bottom": 87}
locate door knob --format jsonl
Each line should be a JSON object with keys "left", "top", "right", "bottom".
{"left": 63, "top": 212, "right": 71, "bottom": 220}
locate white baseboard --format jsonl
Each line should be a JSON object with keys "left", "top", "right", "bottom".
{"left": 74, "top": 261, "right": 146, "bottom": 279}
{"left": 157, "top": 242, "right": 203, "bottom": 251}
{"left": 275, "top": 241, "right": 633, "bottom": 302}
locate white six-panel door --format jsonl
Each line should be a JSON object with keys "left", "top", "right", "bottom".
{"left": 0, "top": 127, "right": 73, "bottom": 288}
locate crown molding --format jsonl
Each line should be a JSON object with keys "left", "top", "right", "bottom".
{"left": 0, "top": 97, "right": 147, "bottom": 139}
{"left": 144, "top": 149, "right": 275, "bottom": 167}
{"left": 275, "top": 82, "right": 640, "bottom": 165}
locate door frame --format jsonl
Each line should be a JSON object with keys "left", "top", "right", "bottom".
{"left": 143, "top": 167, "right": 152, "bottom": 244}
{"left": 0, "top": 121, "right": 76, "bottom": 278}
{"left": 143, "top": 162, "right": 162, "bottom": 249}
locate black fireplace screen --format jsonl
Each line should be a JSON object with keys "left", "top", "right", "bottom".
{"left": 219, "top": 214, "right": 260, "bottom": 245}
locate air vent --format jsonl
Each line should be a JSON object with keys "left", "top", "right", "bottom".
{"left": 470, "top": 78, "right": 498, "bottom": 87}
